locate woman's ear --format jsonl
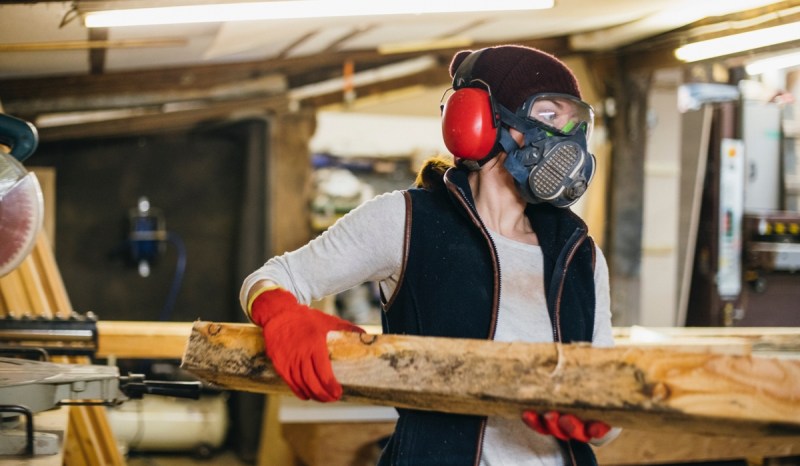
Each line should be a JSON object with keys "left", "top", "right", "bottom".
{"left": 508, "top": 128, "right": 525, "bottom": 147}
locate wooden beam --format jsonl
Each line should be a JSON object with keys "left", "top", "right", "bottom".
{"left": 0, "top": 38, "right": 186, "bottom": 52}
{"left": 88, "top": 28, "right": 109, "bottom": 76}
{"left": 269, "top": 110, "right": 317, "bottom": 255}
{"left": 605, "top": 62, "right": 652, "bottom": 326}
{"left": 96, "top": 321, "right": 192, "bottom": 359}
{"left": 182, "top": 321, "right": 800, "bottom": 438}
{"left": 36, "top": 94, "right": 289, "bottom": 142}
{"left": 296, "top": 65, "right": 450, "bottom": 110}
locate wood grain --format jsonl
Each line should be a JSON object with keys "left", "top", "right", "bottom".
{"left": 181, "top": 321, "right": 800, "bottom": 438}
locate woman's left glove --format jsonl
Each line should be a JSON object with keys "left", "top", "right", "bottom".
{"left": 522, "top": 410, "right": 611, "bottom": 443}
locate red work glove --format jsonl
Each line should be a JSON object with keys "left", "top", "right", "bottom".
{"left": 522, "top": 411, "right": 611, "bottom": 443}
{"left": 249, "top": 287, "right": 365, "bottom": 402}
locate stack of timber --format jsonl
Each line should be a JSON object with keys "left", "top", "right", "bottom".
{"left": 0, "top": 232, "right": 125, "bottom": 466}
{"left": 182, "top": 321, "right": 800, "bottom": 439}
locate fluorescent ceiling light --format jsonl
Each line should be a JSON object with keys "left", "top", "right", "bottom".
{"left": 675, "top": 21, "right": 800, "bottom": 62}
{"left": 83, "top": 0, "right": 554, "bottom": 27}
{"left": 745, "top": 50, "right": 800, "bottom": 74}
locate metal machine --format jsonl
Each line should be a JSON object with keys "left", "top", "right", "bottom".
{"left": 0, "top": 113, "right": 44, "bottom": 277}
{"left": 0, "top": 352, "right": 201, "bottom": 456}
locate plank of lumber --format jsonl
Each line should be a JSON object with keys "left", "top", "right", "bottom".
{"left": 17, "top": 258, "right": 54, "bottom": 318}
{"left": 181, "top": 321, "right": 800, "bottom": 438}
{"left": 31, "top": 233, "right": 73, "bottom": 317}
{"left": 96, "top": 321, "right": 193, "bottom": 359}
{"left": 0, "top": 269, "right": 31, "bottom": 318}
{"left": 0, "top": 288, "right": 8, "bottom": 317}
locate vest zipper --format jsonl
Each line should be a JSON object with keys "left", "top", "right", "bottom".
{"left": 444, "top": 176, "right": 501, "bottom": 466}
{"left": 446, "top": 183, "right": 502, "bottom": 339}
{"left": 550, "top": 227, "right": 586, "bottom": 466}
{"left": 550, "top": 227, "right": 587, "bottom": 343}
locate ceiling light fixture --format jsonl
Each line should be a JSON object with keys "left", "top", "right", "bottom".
{"left": 83, "top": 0, "right": 554, "bottom": 28}
{"left": 674, "top": 21, "right": 800, "bottom": 62}
{"left": 745, "top": 50, "right": 800, "bottom": 74}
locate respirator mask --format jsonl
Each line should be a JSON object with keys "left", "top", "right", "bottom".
{"left": 497, "top": 93, "right": 596, "bottom": 208}
{"left": 440, "top": 48, "right": 597, "bottom": 208}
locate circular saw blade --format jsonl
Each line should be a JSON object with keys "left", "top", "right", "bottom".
{"left": 0, "top": 152, "right": 44, "bottom": 277}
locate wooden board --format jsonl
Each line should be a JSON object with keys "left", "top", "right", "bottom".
{"left": 96, "top": 321, "right": 192, "bottom": 359}
{"left": 181, "top": 321, "right": 800, "bottom": 438}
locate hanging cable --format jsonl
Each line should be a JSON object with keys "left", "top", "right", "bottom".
{"left": 159, "top": 231, "right": 186, "bottom": 322}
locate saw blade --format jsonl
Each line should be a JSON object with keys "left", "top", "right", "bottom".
{"left": 0, "top": 166, "right": 44, "bottom": 277}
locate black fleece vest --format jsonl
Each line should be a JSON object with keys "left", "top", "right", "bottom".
{"left": 379, "top": 168, "right": 597, "bottom": 466}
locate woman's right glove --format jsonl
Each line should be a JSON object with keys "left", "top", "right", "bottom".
{"left": 522, "top": 411, "right": 612, "bottom": 443}
{"left": 248, "top": 286, "right": 365, "bottom": 402}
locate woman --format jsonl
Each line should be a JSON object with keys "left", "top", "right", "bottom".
{"left": 241, "top": 44, "right": 615, "bottom": 465}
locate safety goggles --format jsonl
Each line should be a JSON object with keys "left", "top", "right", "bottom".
{"left": 517, "top": 93, "right": 595, "bottom": 141}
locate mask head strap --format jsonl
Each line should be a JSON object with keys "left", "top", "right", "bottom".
{"left": 452, "top": 49, "right": 485, "bottom": 90}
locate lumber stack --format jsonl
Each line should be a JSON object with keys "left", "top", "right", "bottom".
{"left": 182, "top": 321, "right": 800, "bottom": 438}
{"left": 0, "top": 232, "right": 125, "bottom": 466}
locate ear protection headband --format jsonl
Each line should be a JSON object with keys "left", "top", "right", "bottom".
{"left": 440, "top": 49, "right": 501, "bottom": 162}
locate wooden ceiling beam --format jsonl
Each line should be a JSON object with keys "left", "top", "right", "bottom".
{"left": 37, "top": 94, "right": 289, "bottom": 142}
{"left": 296, "top": 65, "right": 451, "bottom": 109}
{"left": 2, "top": 74, "right": 288, "bottom": 119}
{"left": 88, "top": 28, "right": 108, "bottom": 76}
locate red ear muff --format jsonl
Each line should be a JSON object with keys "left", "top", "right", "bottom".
{"left": 441, "top": 87, "right": 499, "bottom": 161}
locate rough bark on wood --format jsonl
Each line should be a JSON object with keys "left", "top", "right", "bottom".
{"left": 181, "top": 321, "right": 800, "bottom": 437}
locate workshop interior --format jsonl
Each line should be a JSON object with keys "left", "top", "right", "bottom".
{"left": 1, "top": 1, "right": 800, "bottom": 465}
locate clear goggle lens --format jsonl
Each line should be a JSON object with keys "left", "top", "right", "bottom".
{"left": 520, "top": 93, "right": 594, "bottom": 141}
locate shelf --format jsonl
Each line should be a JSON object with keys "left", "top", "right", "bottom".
{"left": 785, "top": 120, "right": 800, "bottom": 138}
{"left": 748, "top": 241, "right": 800, "bottom": 254}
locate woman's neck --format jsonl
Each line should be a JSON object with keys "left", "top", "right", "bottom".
{"left": 467, "top": 156, "right": 539, "bottom": 245}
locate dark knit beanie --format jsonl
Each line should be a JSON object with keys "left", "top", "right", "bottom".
{"left": 449, "top": 45, "right": 581, "bottom": 112}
